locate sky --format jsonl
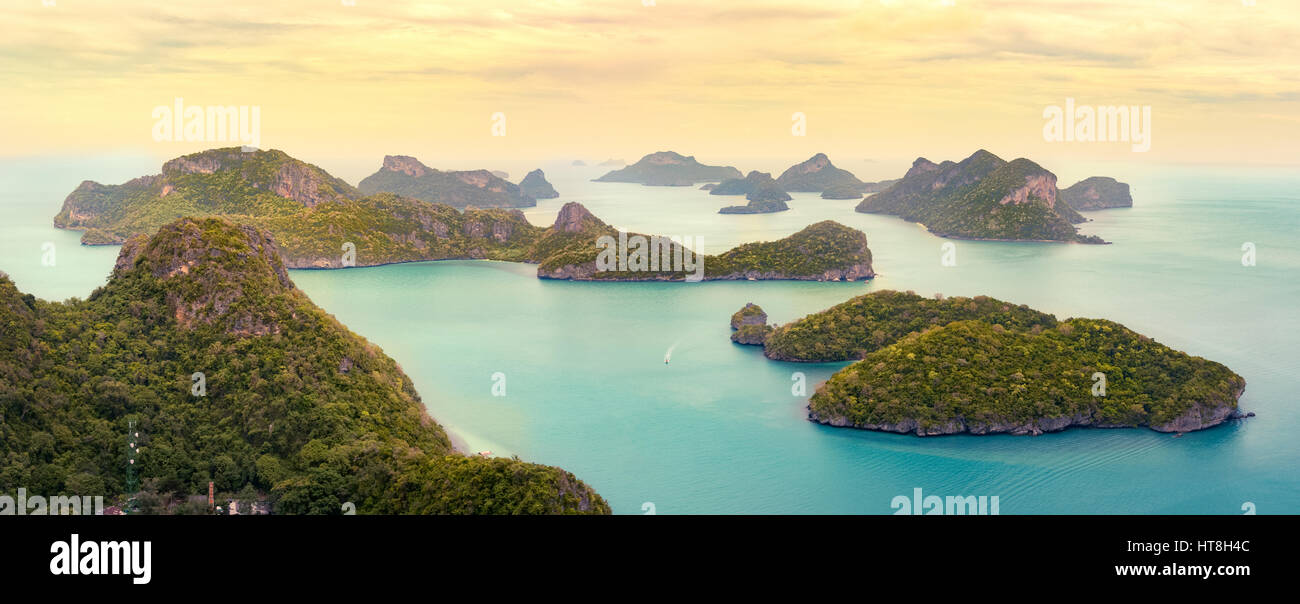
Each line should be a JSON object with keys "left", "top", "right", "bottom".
{"left": 1, "top": 0, "right": 1296, "bottom": 176}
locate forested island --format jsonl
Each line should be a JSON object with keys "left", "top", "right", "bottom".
{"left": 518, "top": 169, "right": 559, "bottom": 199}
{"left": 357, "top": 155, "right": 536, "bottom": 208}
{"left": 537, "top": 203, "right": 873, "bottom": 281}
{"left": 53, "top": 148, "right": 867, "bottom": 280}
{"left": 731, "top": 290, "right": 1249, "bottom": 435}
{"left": 855, "top": 150, "right": 1106, "bottom": 243}
{"left": 776, "top": 153, "right": 865, "bottom": 192}
{"left": 0, "top": 217, "right": 609, "bottom": 513}
{"left": 593, "top": 151, "right": 741, "bottom": 185}
{"left": 712, "top": 171, "right": 791, "bottom": 214}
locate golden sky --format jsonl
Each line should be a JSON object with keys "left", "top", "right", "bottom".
{"left": 2, "top": 0, "right": 1297, "bottom": 170}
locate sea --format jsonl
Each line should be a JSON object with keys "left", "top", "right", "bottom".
{"left": 2, "top": 154, "right": 1296, "bottom": 514}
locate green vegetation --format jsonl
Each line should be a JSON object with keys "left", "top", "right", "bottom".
{"left": 536, "top": 208, "right": 874, "bottom": 281}
{"left": 55, "top": 148, "right": 874, "bottom": 281}
{"left": 55, "top": 149, "right": 546, "bottom": 268}
{"left": 776, "top": 153, "right": 865, "bottom": 192}
{"left": 713, "top": 171, "right": 791, "bottom": 213}
{"left": 0, "top": 217, "right": 609, "bottom": 514}
{"left": 357, "top": 155, "right": 535, "bottom": 209}
{"left": 809, "top": 318, "right": 1245, "bottom": 434}
{"left": 855, "top": 150, "right": 1105, "bottom": 243}
{"left": 758, "top": 290, "right": 1057, "bottom": 361}
{"left": 718, "top": 198, "right": 790, "bottom": 214}
{"left": 730, "top": 303, "right": 772, "bottom": 345}
{"left": 1061, "top": 176, "right": 1133, "bottom": 211}
{"left": 594, "top": 151, "right": 741, "bottom": 184}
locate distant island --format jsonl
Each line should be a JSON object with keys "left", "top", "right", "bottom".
{"left": 519, "top": 169, "right": 559, "bottom": 199}
{"left": 54, "top": 148, "right": 868, "bottom": 281}
{"left": 1061, "top": 176, "right": 1133, "bottom": 211}
{"left": 538, "top": 203, "right": 873, "bottom": 281}
{"left": 856, "top": 150, "right": 1106, "bottom": 243}
{"left": 820, "top": 183, "right": 864, "bottom": 200}
{"left": 776, "top": 153, "right": 865, "bottom": 192}
{"left": 731, "top": 290, "right": 1249, "bottom": 435}
{"left": 0, "top": 217, "right": 609, "bottom": 514}
{"left": 358, "top": 155, "right": 535, "bottom": 209}
{"left": 593, "top": 151, "right": 742, "bottom": 185}
{"left": 712, "top": 171, "right": 791, "bottom": 214}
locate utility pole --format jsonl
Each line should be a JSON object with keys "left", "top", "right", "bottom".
{"left": 126, "top": 419, "right": 139, "bottom": 511}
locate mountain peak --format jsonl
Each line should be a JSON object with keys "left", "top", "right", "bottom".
{"left": 110, "top": 217, "right": 297, "bottom": 335}
{"left": 381, "top": 155, "right": 434, "bottom": 177}
{"left": 552, "top": 202, "right": 605, "bottom": 233}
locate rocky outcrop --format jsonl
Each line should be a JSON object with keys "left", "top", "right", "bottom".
{"left": 821, "top": 183, "right": 864, "bottom": 200}
{"left": 999, "top": 171, "right": 1058, "bottom": 207}
{"left": 730, "top": 303, "right": 772, "bottom": 345}
{"left": 519, "top": 169, "right": 559, "bottom": 199}
{"left": 381, "top": 155, "right": 431, "bottom": 177}
{"left": 552, "top": 201, "right": 603, "bottom": 233}
{"left": 112, "top": 217, "right": 295, "bottom": 336}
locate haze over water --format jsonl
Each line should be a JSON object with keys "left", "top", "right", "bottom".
{"left": 3, "top": 157, "right": 1296, "bottom": 514}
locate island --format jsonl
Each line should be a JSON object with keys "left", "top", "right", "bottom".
{"left": 729, "top": 290, "right": 1249, "bottom": 436}
{"left": 53, "top": 147, "right": 867, "bottom": 281}
{"left": 0, "top": 217, "right": 609, "bottom": 513}
{"left": 718, "top": 197, "right": 790, "bottom": 214}
{"left": 730, "top": 303, "right": 773, "bottom": 344}
{"left": 519, "top": 168, "right": 559, "bottom": 199}
{"left": 712, "top": 171, "right": 792, "bottom": 214}
{"left": 1060, "top": 176, "right": 1133, "bottom": 211}
{"left": 855, "top": 150, "right": 1105, "bottom": 243}
{"left": 358, "top": 154, "right": 535, "bottom": 209}
{"left": 776, "top": 153, "right": 866, "bottom": 192}
{"left": 537, "top": 203, "right": 874, "bottom": 281}
{"left": 593, "top": 151, "right": 742, "bottom": 185}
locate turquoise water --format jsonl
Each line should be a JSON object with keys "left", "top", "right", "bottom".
{"left": 3, "top": 156, "right": 1297, "bottom": 514}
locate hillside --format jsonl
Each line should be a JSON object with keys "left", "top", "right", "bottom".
{"left": 809, "top": 318, "right": 1247, "bottom": 435}
{"left": 855, "top": 150, "right": 1104, "bottom": 243}
{"left": 776, "top": 153, "right": 865, "bottom": 192}
{"left": 749, "top": 290, "right": 1058, "bottom": 361}
{"left": 357, "top": 155, "right": 535, "bottom": 209}
{"left": 538, "top": 205, "right": 873, "bottom": 281}
{"left": 0, "top": 217, "right": 609, "bottom": 513}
